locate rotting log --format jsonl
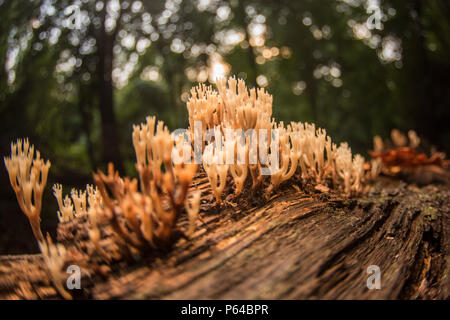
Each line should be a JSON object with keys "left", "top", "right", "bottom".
{"left": 0, "top": 175, "right": 448, "bottom": 300}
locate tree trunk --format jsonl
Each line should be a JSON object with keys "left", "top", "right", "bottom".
{"left": 0, "top": 176, "right": 448, "bottom": 300}
{"left": 78, "top": 84, "right": 96, "bottom": 171}
{"left": 97, "top": 7, "right": 124, "bottom": 173}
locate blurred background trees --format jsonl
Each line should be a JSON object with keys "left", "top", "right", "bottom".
{"left": 0, "top": 0, "right": 449, "bottom": 253}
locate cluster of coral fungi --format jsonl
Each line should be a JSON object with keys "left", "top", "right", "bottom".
{"left": 187, "top": 77, "right": 371, "bottom": 199}
{"left": 4, "top": 77, "right": 378, "bottom": 299}
{"left": 370, "top": 129, "right": 447, "bottom": 173}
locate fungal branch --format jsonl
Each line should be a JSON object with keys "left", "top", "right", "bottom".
{"left": 186, "top": 191, "right": 201, "bottom": 235}
{"left": 132, "top": 116, "right": 198, "bottom": 226}
{"left": 53, "top": 184, "right": 88, "bottom": 223}
{"left": 202, "top": 129, "right": 230, "bottom": 203}
{"left": 215, "top": 77, "right": 273, "bottom": 131}
{"left": 4, "top": 139, "right": 50, "bottom": 242}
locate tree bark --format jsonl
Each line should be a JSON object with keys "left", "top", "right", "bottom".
{"left": 0, "top": 177, "right": 448, "bottom": 299}
{"left": 97, "top": 7, "right": 124, "bottom": 173}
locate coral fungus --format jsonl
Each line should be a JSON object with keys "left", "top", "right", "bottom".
{"left": 4, "top": 139, "right": 50, "bottom": 242}
{"left": 370, "top": 129, "right": 445, "bottom": 169}
{"left": 187, "top": 77, "right": 367, "bottom": 201}
{"left": 3, "top": 77, "right": 380, "bottom": 297}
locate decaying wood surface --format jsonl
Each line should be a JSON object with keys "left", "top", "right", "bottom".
{"left": 0, "top": 174, "right": 449, "bottom": 300}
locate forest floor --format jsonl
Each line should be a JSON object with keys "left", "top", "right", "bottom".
{"left": 0, "top": 173, "right": 449, "bottom": 300}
